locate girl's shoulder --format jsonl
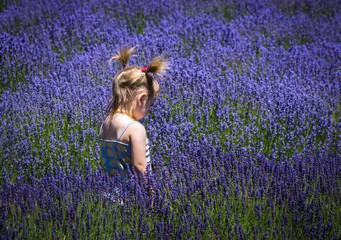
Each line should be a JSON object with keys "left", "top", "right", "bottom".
{"left": 115, "top": 120, "right": 146, "bottom": 147}
{"left": 126, "top": 121, "right": 146, "bottom": 138}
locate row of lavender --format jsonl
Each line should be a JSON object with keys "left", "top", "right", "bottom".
{"left": 1, "top": 0, "right": 341, "bottom": 239}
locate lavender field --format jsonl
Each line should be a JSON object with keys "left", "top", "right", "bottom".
{"left": 1, "top": 0, "right": 341, "bottom": 239}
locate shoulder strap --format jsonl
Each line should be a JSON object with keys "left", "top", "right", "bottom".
{"left": 99, "top": 122, "right": 104, "bottom": 140}
{"left": 117, "top": 121, "right": 137, "bottom": 141}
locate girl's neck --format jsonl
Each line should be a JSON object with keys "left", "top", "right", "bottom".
{"left": 115, "top": 109, "right": 136, "bottom": 121}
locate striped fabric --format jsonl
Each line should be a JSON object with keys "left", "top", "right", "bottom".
{"left": 145, "top": 138, "right": 151, "bottom": 165}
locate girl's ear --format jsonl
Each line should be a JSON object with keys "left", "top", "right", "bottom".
{"left": 137, "top": 92, "right": 148, "bottom": 105}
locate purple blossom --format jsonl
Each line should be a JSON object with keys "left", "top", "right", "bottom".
{"left": 0, "top": 0, "right": 341, "bottom": 239}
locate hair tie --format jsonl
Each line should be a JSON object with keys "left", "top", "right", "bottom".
{"left": 141, "top": 67, "right": 148, "bottom": 72}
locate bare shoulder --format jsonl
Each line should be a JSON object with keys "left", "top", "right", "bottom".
{"left": 127, "top": 122, "right": 146, "bottom": 140}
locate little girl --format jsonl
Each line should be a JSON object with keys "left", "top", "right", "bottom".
{"left": 99, "top": 46, "right": 168, "bottom": 189}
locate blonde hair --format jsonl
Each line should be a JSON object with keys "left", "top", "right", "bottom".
{"left": 106, "top": 46, "right": 169, "bottom": 116}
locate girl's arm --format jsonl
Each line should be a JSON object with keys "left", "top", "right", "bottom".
{"left": 130, "top": 124, "right": 155, "bottom": 207}
{"left": 130, "top": 123, "right": 148, "bottom": 180}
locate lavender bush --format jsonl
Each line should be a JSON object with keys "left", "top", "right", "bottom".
{"left": 1, "top": 0, "right": 340, "bottom": 239}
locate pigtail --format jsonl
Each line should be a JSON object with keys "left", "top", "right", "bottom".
{"left": 109, "top": 46, "right": 137, "bottom": 69}
{"left": 145, "top": 55, "right": 169, "bottom": 78}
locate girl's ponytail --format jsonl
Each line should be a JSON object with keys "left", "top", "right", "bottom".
{"left": 109, "top": 46, "right": 137, "bottom": 69}
{"left": 143, "top": 55, "right": 169, "bottom": 78}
